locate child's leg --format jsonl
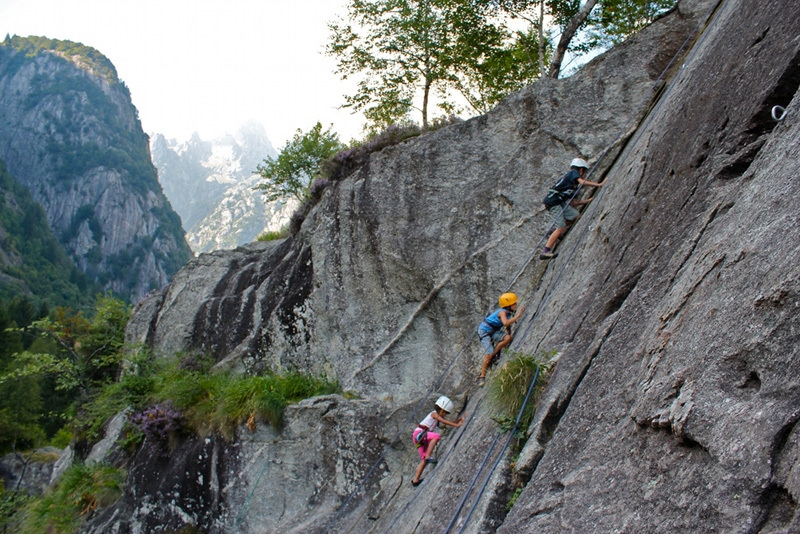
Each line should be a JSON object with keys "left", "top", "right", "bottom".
{"left": 480, "top": 352, "right": 493, "bottom": 378}
{"left": 480, "top": 333, "right": 512, "bottom": 378}
{"left": 424, "top": 436, "right": 440, "bottom": 459}
{"left": 545, "top": 226, "right": 566, "bottom": 250}
{"left": 412, "top": 458, "right": 427, "bottom": 483}
{"left": 492, "top": 334, "right": 512, "bottom": 357}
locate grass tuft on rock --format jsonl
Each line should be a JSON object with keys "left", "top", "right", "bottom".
{"left": 488, "top": 351, "right": 552, "bottom": 433}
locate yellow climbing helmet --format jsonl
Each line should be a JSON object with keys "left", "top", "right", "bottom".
{"left": 498, "top": 292, "right": 518, "bottom": 308}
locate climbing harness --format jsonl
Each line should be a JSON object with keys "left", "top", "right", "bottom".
{"left": 772, "top": 105, "right": 787, "bottom": 121}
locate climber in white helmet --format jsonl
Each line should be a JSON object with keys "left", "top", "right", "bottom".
{"left": 410, "top": 395, "right": 465, "bottom": 486}
{"left": 540, "top": 157, "right": 604, "bottom": 259}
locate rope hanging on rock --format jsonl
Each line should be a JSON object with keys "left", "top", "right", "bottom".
{"left": 325, "top": 0, "right": 732, "bottom": 531}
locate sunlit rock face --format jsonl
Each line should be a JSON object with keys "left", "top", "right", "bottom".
{"left": 95, "top": 0, "right": 800, "bottom": 531}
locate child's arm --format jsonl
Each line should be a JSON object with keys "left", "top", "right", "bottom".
{"left": 578, "top": 177, "right": 604, "bottom": 188}
{"left": 433, "top": 411, "right": 465, "bottom": 428}
{"left": 499, "top": 307, "right": 525, "bottom": 327}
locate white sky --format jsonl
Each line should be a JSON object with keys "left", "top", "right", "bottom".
{"left": 0, "top": 0, "right": 364, "bottom": 148}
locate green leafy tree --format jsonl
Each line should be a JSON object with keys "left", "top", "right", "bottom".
{"left": 490, "top": 0, "right": 676, "bottom": 78}
{"left": 254, "top": 123, "right": 345, "bottom": 203}
{"left": 450, "top": 27, "right": 546, "bottom": 114}
{"left": 327, "top": 0, "right": 543, "bottom": 129}
{"left": 0, "top": 295, "right": 129, "bottom": 400}
{"left": 0, "top": 301, "right": 43, "bottom": 453}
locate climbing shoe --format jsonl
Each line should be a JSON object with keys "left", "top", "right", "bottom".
{"left": 425, "top": 457, "right": 438, "bottom": 464}
{"left": 476, "top": 376, "right": 486, "bottom": 387}
{"left": 412, "top": 478, "right": 424, "bottom": 486}
{"left": 539, "top": 250, "right": 558, "bottom": 260}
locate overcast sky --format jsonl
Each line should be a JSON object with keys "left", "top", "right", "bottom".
{"left": 0, "top": 0, "right": 365, "bottom": 148}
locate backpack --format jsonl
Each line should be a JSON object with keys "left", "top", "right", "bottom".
{"left": 543, "top": 170, "right": 578, "bottom": 208}
{"left": 543, "top": 190, "right": 568, "bottom": 208}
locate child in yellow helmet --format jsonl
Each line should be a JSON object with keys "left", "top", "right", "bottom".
{"left": 475, "top": 293, "right": 525, "bottom": 386}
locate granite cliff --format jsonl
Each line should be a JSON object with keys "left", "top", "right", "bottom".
{"left": 87, "top": 0, "right": 800, "bottom": 531}
{"left": 0, "top": 36, "right": 191, "bottom": 302}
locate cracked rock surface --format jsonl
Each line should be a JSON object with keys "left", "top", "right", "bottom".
{"left": 101, "top": 0, "right": 800, "bottom": 531}
{"left": 502, "top": 0, "right": 800, "bottom": 532}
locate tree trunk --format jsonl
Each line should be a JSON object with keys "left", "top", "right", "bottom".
{"left": 422, "top": 77, "right": 430, "bottom": 128}
{"left": 547, "top": 0, "right": 599, "bottom": 78}
{"left": 538, "top": 0, "right": 545, "bottom": 76}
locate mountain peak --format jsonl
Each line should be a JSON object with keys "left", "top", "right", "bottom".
{"left": 2, "top": 34, "right": 120, "bottom": 84}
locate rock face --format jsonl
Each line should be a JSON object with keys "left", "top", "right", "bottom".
{"left": 151, "top": 124, "right": 295, "bottom": 254}
{"left": 110, "top": 0, "right": 800, "bottom": 532}
{"left": 86, "top": 395, "right": 393, "bottom": 533}
{"left": 499, "top": 0, "right": 800, "bottom": 532}
{"left": 0, "top": 37, "right": 192, "bottom": 302}
{"left": 0, "top": 447, "right": 63, "bottom": 495}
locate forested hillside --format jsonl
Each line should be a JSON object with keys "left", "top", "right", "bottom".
{"left": 0, "top": 160, "right": 96, "bottom": 311}
{"left": 0, "top": 36, "right": 191, "bottom": 303}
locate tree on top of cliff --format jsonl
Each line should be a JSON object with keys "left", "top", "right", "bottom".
{"left": 327, "top": 0, "right": 543, "bottom": 130}
{"left": 487, "top": 0, "right": 676, "bottom": 78}
{"left": 254, "top": 123, "right": 345, "bottom": 203}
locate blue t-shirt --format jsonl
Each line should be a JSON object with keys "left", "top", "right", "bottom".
{"left": 479, "top": 308, "right": 512, "bottom": 335}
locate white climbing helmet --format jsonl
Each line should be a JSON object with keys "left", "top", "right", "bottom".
{"left": 570, "top": 158, "right": 589, "bottom": 169}
{"left": 435, "top": 395, "right": 454, "bottom": 413}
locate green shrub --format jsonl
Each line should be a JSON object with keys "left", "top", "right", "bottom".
{"left": 17, "top": 462, "right": 125, "bottom": 534}
{"left": 506, "top": 486, "right": 524, "bottom": 512}
{"left": 153, "top": 369, "right": 340, "bottom": 438}
{"left": 49, "top": 427, "right": 73, "bottom": 449}
{"left": 0, "top": 482, "right": 32, "bottom": 534}
{"left": 488, "top": 351, "right": 552, "bottom": 434}
{"left": 75, "top": 347, "right": 341, "bottom": 451}
{"left": 257, "top": 227, "right": 289, "bottom": 242}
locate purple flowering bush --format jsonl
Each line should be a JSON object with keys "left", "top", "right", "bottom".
{"left": 321, "top": 122, "right": 422, "bottom": 183}
{"left": 129, "top": 401, "right": 184, "bottom": 455}
{"left": 308, "top": 177, "right": 330, "bottom": 203}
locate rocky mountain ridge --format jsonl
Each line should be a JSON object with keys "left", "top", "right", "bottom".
{"left": 0, "top": 36, "right": 191, "bottom": 303}
{"left": 83, "top": 0, "right": 800, "bottom": 531}
{"left": 151, "top": 124, "right": 294, "bottom": 253}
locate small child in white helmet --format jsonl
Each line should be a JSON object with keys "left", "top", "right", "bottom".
{"left": 411, "top": 396, "right": 465, "bottom": 486}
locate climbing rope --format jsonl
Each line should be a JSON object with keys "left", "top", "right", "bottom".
{"left": 437, "top": 1, "right": 732, "bottom": 531}
{"left": 321, "top": 0, "right": 732, "bottom": 531}
{"left": 233, "top": 444, "right": 275, "bottom": 529}
{"left": 452, "top": 366, "right": 542, "bottom": 534}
